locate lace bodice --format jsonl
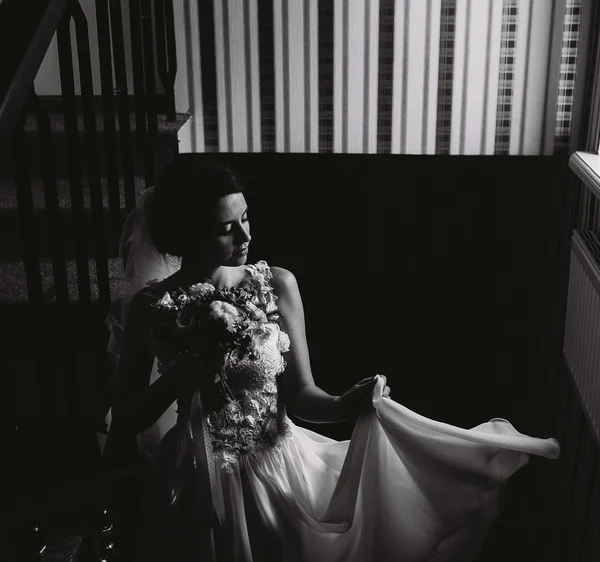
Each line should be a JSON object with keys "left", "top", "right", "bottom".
{"left": 205, "top": 262, "right": 291, "bottom": 470}
{"left": 150, "top": 261, "right": 291, "bottom": 473}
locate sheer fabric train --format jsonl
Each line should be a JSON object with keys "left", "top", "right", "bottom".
{"left": 136, "top": 375, "right": 559, "bottom": 562}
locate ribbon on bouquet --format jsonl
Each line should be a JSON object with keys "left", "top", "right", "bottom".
{"left": 169, "top": 389, "right": 227, "bottom": 530}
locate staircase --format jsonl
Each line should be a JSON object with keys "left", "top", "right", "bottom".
{"left": 0, "top": 96, "right": 189, "bottom": 561}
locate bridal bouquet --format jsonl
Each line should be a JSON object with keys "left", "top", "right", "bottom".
{"left": 150, "top": 279, "right": 284, "bottom": 388}
{"left": 150, "top": 266, "right": 292, "bottom": 472}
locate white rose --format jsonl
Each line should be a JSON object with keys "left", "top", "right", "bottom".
{"left": 209, "top": 300, "right": 240, "bottom": 328}
{"left": 158, "top": 292, "right": 176, "bottom": 309}
{"left": 188, "top": 282, "right": 215, "bottom": 296}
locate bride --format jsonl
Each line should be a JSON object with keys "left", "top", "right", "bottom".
{"left": 105, "top": 155, "right": 559, "bottom": 562}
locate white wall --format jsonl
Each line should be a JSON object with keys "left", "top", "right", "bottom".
{"left": 34, "top": 0, "right": 164, "bottom": 96}
{"left": 172, "top": 0, "right": 588, "bottom": 156}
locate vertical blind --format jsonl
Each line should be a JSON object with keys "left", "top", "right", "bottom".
{"left": 174, "top": 0, "right": 585, "bottom": 155}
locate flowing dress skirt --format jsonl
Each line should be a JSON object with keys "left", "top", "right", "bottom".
{"left": 136, "top": 376, "right": 559, "bottom": 562}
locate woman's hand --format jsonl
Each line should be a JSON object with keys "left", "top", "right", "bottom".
{"left": 336, "top": 375, "right": 391, "bottom": 423}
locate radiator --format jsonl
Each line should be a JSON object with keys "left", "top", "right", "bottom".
{"left": 563, "top": 230, "right": 600, "bottom": 440}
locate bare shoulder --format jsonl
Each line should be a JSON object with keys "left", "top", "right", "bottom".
{"left": 269, "top": 266, "right": 299, "bottom": 294}
{"left": 269, "top": 266, "right": 304, "bottom": 319}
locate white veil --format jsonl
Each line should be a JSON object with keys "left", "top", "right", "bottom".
{"left": 106, "top": 185, "right": 181, "bottom": 376}
{"left": 100, "top": 186, "right": 181, "bottom": 457}
{"left": 100, "top": 185, "right": 226, "bottom": 524}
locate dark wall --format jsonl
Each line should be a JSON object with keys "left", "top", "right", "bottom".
{"left": 178, "top": 153, "right": 570, "bottom": 440}
{"left": 3, "top": 153, "right": 572, "bottom": 559}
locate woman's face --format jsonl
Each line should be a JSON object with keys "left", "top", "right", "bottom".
{"left": 198, "top": 192, "right": 251, "bottom": 266}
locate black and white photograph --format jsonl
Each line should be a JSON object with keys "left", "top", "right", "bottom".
{"left": 1, "top": 0, "right": 599, "bottom": 561}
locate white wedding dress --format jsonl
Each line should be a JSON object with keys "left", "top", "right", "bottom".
{"left": 123, "top": 261, "right": 559, "bottom": 562}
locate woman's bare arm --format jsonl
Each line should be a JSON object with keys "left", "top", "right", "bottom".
{"left": 270, "top": 266, "right": 344, "bottom": 423}
{"left": 110, "top": 289, "right": 185, "bottom": 436}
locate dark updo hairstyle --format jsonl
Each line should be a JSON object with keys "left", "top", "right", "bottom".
{"left": 149, "top": 155, "right": 247, "bottom": 257}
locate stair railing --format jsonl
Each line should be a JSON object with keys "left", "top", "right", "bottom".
{"left": 0, "top": 0, "right": 178, "bottom": 558}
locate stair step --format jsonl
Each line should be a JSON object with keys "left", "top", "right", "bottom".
{"left": 22, "top": 109, "right": 189, "bottom": 135}
{"left": 0, "top": 129, "right": 179, "bottom": 180}
{"left": 0, "top": 208, "right": 131, "bottom": 260}
{"left": 0, "top": 174, "right": 148, "bottom": 210}
{"left": 0, "top": 257, "right": 123, "bottom": 304}
{"left": 0, "top": 113, "right": 190, "bottom": 179}
{"left": 0, "top": 175, "right": 148, "bottom": 259}
{"left": 4, "top": 460, "right": 150, "bottom": 561}
{"left": 43, "top": 534, "right": 83, "bottom": 562}
{"left": 0, "top": 301, "right": 110, "bottom": 360}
